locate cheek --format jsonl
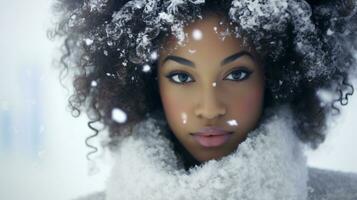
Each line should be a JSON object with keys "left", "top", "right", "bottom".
{"left": 240, "top": 88, "right": 264, "bottom": 113}
{"left": 160, "top": 87, "right": 190, "bottom": 125}
{"left": 228, "top": 86, "right": 264, "bottom": 120}
{"left": 161, "top": 94, "right": 179, "bottom": 119}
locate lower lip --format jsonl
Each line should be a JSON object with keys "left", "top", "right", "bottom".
{"left": 192, "top": 133, "right": 232, "bottom": 148}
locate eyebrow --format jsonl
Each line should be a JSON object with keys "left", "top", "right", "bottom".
{"left": 163, "top": 56, "right": 195, "bottom": 67}
{"left": 221, "top": 51, "right": 256, "bottom": 66}
{"left": 162, "top": 51, "right": 255, "bottom": 68}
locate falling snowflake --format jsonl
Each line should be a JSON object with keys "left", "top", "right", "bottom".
{"left": 91, "top": 80, "right": 98, "bottom": 87}
{"left": 150, "top": 51, "right": 158, "bottom": 60}
{"left": 112, "top": 108, "right": 127, "bottom": 123}
{"left": 84, "top": 38, "right": 94, "bottom": 46}
{"left": 192, "top": 29, "right": 203, "bottom": 40}
{"left": 142, "top": 64, "right": 151, "bottom": 72}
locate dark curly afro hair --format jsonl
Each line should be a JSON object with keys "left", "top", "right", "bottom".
{"left": 49, "top": 0, "right": 357, "bottom": 161}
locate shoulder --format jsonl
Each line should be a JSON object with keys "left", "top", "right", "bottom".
{"left": 73, "top": 191, "right": 105, "bottom": 200}
{"left": 308, "top": 167, "right": 357, "bottom": 200}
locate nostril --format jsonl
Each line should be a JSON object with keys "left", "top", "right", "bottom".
{"left": 194, "top": 90, "right": 226, "bottom": 119}
{"left": 195, "top": 105, "right": 226, "bottom": 120}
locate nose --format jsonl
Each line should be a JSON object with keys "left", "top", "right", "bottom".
{"left": 194, "top": 86, "right": 226, "bottom": 120}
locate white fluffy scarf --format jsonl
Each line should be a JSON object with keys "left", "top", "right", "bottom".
{"left": 105, "top": 108, "right": 308, "bottom": 200}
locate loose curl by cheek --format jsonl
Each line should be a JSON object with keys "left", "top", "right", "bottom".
{"left": 49, "top": 0, "right": 357, "bottom": 160}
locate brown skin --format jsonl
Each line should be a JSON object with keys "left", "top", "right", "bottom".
{"left": 158, "top": 14, "right": 265, "bottom": 162}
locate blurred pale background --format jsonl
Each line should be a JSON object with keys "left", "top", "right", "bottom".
{"left": 0, "top": 1, "right": 356, "bottom": 200}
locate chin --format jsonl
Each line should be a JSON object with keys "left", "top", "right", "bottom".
{"left": 193, "top": 148, "right": 233, "bottom": 163}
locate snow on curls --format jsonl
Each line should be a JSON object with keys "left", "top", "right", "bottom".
{"left": 106, "top": 0, "right": 205, "bottom": 64}
{"left": 63, "top": 0, "right": 356, "bottom": 94}
{"left": 229, "top": 0, "right": 329, "bottom": 80}
{"left": 229, "top": 0, "right": 289, "bottom": 31}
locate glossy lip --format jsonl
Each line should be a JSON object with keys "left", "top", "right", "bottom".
{"left": 191, "top": 127, "right": 233, "bottom": 148}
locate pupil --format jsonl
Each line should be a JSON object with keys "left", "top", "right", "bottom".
{"left": 178, "top": 74, "right": 188, "bottom": 82}
{"left": 232, "top": 71, "right": 242, "bottom": 79}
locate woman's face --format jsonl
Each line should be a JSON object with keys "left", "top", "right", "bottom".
{"left": 158, "top": 14, "right": 265, "bottom": 162}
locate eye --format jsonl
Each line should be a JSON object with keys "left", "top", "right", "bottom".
{"left": 224, "top": 68, "right": 252, "bottom": 81}
{"left": 166, "top": 72, "right": 194, "bottom": 84}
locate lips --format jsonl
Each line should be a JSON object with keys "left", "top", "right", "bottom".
{"left": 191, "top": 127, "right": 233, "bottom": 147}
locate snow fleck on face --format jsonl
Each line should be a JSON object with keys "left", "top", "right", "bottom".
{"left": 112, "top": 108, "right": 127, "bottom": 123}
{"left": 188, "top": 49, "right": 197, "bottom": 54}
{"left": 142, "top": 64, "right": 151, "bottom": 72}
{"left": 91, "top": 80, "right": 98, "bottom": 87}
{"left": 181, "top": 112, "right": 188, "bottom": 124}
{"left": 227, "top": 120, "right": 239, "bottom": 127}
{"left": 212, "top": 82, "right": 217, "bottom": 87}
{"left": 213, "top": 26, "right": 218, "bottom": 32}
{"left": 192, "top": 29, "right": 203, "bottom": 40}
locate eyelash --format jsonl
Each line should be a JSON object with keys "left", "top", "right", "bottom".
{"left": 224, "top": 68, "right": 252, "bottom": 81}
{"left": 166, "top": 71, "right": 194, "bottom": 84}
{"left": 165, "top": 68, "right": 253, "bottom": 84}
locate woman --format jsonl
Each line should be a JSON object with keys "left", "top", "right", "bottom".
{"left": 51, "top": 0, "right": 357, "bottom": 199}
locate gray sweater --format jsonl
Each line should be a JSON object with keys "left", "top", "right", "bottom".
{"left": 76, "top": 167, "right": 357, "bottom": 200}
{"left": 307, "top": 167, "right": 357, "bottom": 200}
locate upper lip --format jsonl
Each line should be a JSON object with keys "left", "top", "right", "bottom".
{"left": 192, "top": 127, "right": 233, "bottom": 136}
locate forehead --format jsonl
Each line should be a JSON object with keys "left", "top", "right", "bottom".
{"left": 159, "top": 14, "right": 253, "bottom": 62}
